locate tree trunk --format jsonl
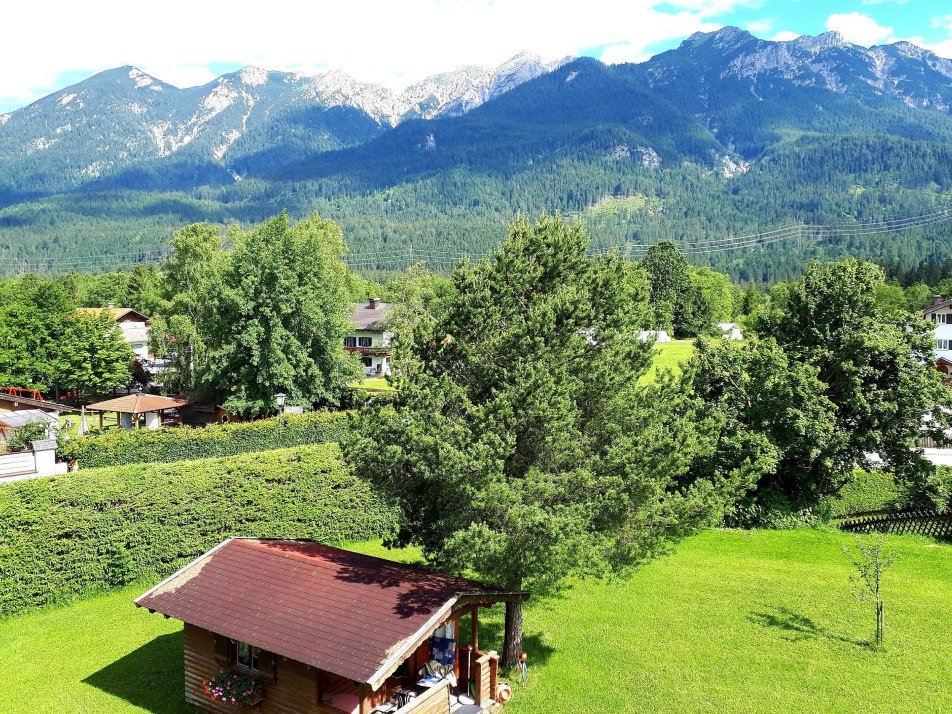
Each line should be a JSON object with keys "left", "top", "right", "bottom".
{"left": 502, "top": 598, "right": 523, "bottom": 669}
{"left": 876, "top": 600, "right": 885, "bottom": 647}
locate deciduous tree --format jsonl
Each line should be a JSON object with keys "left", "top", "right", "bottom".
{"left": 204, "top": 212, "right": 359, "bottom": 416}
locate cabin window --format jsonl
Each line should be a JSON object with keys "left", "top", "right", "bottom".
{"left": 362, "top": 357, "right": 373, "bottom": 367}
{"left": 236, "top": 641, "right": 260, "bottom": 672}
{"left": 939, "top": 340, "right": 951, "bottom": 351}
{"left": 358, "top": 336, "right": 373, "bottom": 347}
{"left": 344, "top": 336, "right": 357, "bottom": 348}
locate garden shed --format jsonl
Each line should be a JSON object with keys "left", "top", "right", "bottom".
{"left": 136, "top": 538, "right": 528, "bottom": 713}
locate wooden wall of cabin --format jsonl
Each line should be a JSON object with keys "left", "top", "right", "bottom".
{"left": 183, "top": 624, "right": 320, "bottom": 713}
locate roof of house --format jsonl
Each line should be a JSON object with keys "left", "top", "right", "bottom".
{"left": 75, "top": 307, "right": 149, "bottom": 322}
{"left": 923, "top": 298, "right": 952, "bottom": 315}
{"left": 0, "top": 408, "right": 59, "bottom": 428}
{"left": 135, "top": 538, "right": 526, "bottom": 689}
{"left": 348, "top": 301, "right": 393, "bottom": 331}
{"left": 0, "top": 394, "right": 75, "bottom": 413}
{"left": 85, "top": 393, "right": 189, "bottom": 414}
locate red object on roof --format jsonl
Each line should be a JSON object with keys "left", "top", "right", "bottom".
{"left": 0, "top": 386, "right": 43, "bottom": 401}
{"left": 135, "top": 539, "right": 520, "bottom": 688}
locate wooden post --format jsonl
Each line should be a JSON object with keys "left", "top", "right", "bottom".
{"left": 471, "top": 607, "right": 479, "bottom": 651}
{"left": 98, "top": 411, "right": 103, "bottom": 430}
{"left": 357, "top": 683, "right": 368, "bottom": 714}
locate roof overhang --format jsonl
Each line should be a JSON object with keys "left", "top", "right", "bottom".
{"left": 367, "top": 589, "right": 529, "bottom": 690}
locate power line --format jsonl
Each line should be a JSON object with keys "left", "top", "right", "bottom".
{"left": 3, "top": 208, "right": 952, "bottom": 273}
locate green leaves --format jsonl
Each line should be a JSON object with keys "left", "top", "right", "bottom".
{"left": 157, "top": 213, "right": 360, "bottom": 416}
{"left": 58, "top": 410, "right": 351, "bottom": 468}
{"left": 346, "top": 215, "right": 738, "bottom": 596}
{"left": 0, "top": 443, "right": 395, "bottom": 617}
{"left": 696, "top": 257, "right": 952, "bottom": 519}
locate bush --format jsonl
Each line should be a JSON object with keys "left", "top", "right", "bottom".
{"left": 57, "top": 410, "right": 351, "bottom": 468}
{"left": 7, "top": 422, "right": 50, "bottom": 454}
{"left": 725, "top": 488, "right": 824, "bottom": 529}
{"left": 0, "top": 443, "right": 396, "bottom": 616}
{"left": 904, "top": 467, "right": 952, "bottom": 512}
{"left": 824, "top": 469, "right": 904, "bottom": 518}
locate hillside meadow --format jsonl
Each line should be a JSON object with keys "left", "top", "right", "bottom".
{"left": 0, "top": 530, "right": 948, "bottom": 713}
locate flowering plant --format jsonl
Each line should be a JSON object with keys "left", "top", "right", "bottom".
{"left": 202, "top": 668, "right": 264, "bottom": 706}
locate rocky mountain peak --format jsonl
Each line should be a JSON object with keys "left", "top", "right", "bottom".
{"left": 684, "top": 26, "right": 754, "bottom": 49}
{"left": 796, "top": 31, "right": 849, "bottom": 51}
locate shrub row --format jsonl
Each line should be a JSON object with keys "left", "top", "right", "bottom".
{"left": 0, "top": 443, "right": 396, "bottom": 616}
{"left": 57, "top": 410, "right": 352, "bottom": 469}
{"left": 824, "top": 469, "right": 904, "bottom": 518}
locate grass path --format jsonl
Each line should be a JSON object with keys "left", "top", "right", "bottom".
{"left": 1, "top": 531, "right": 949, "bottom": 713}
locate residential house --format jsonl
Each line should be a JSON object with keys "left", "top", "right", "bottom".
{"left": 75, "top": 305, "right": 151, "bottom": 360}
{"left": 0, "top": 390, "right": 73, "bottom": 443}
{"left": 637, "top": 330, "right": 671, "bottom": 343}
{"left": 716, "top": 322, "right": 743, "bottom": 340}
{"left": 0, "top": 389, "right": 72, "bottom": 477}
{"left": 924, "top": 295, "right": 952, "bottom": 362}
{"left": 136, "top": 538, "right": 527, "bottom": 714}
{"left": 346, "top": 299, "right": 393, "bottom": 376}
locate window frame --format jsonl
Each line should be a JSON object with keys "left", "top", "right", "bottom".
{"left": 358, "top": 336, "right": 373, "bottom": 347}
{"left": 343, "top": 336, "right": 357, "bottom": 348}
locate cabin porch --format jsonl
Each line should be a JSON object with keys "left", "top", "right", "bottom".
{"left": 362, "top": 604, "right": 502, "bottom": 714}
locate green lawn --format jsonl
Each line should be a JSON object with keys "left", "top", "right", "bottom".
{"left": 1, "top": 531, "right": 949, "bottom": 713}
{"left": 638, "top": 339, "right": 695, "bottom": 384}
{"left": 349, "top": 376, "right": 395, "bottom": 392}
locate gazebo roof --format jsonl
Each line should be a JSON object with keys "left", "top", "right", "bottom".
{"left": 85, "top": 394, "right": 189, "bottom": 414}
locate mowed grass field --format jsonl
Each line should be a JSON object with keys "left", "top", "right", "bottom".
{"left": 639, "top": 339, "right": 695, "bottom": 384}
{"left": 1, "top": 530, "right": 949, "bottom": 713}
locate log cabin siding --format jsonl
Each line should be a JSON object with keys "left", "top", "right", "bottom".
{"left": 184, "top": 623, "right": 320, "bottom": 713}
{"left": 394, "top": 682, "right": 451, "bottom": 714}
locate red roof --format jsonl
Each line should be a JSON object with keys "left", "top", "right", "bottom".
{"left": 135, "top": 539, "right": 523, "bottom": 688}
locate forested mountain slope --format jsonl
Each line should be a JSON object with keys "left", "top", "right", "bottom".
{"left": 1, "top": 28, "right": 951, "bottom": 282}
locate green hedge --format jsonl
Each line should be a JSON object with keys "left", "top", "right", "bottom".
{"left": 0, "top": 443, "right": 396, "bottom": 616}
{"left": 58, "top": 410, "right": 352, "bottom": 468}
{"left": 825, "top": 469, "right": 904, "bottom": 518}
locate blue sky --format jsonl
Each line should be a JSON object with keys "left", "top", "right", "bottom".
{"left": 0, "top": 0, "right": 949, "bottom": 114}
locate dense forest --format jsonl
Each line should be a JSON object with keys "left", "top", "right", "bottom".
{"left": 1, "top": 30, "right": 952, "bottom": 282}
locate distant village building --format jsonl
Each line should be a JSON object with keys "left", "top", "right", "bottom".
{"left": 716, "top": 322, "right": 744, "bottom": 340}
{"left": 0, "top": 390, "right": 72, "bottom": 443}
{"left": 637, "top": 330, "right": 671, "bottom": 343}
{"left": 925, "top": 295, "right": 952, "bottom": 363}
{"left": 75, "top": 305, "right": 151, "bottom": 360}
{"left": 346, "top": 299, "right": 393, "bottom": 376}
{"left": 136, "top": 538, "right": 527, "bottom": 714}
{"left": 0, "top": 390, "right": 72, "bottom": 479}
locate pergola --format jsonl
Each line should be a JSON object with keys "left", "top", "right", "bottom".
{"left": 85, "top": 393, "right": 190, "bottom": 430}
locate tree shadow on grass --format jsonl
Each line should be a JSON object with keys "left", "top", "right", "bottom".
{"left": 475, "top": 619, "right": 556, "bottom": 669}
{"left": 748, "top": 607, "right": 871, "bottom": 649}
{"left": 83, "top": 631, "right": 198, "bottom": 713}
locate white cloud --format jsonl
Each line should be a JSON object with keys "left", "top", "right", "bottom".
{"left": 0, "top": 0, "right": 762, "bottom": 110}
{"left": 771, "top": 31, "right": 801, "bottom": 42}
{"left": 138, "top": 64, "right": 218, "bottom": 90}
{"left": 824, "top": 12, "right": 893, "bottom": 46}
{"left": 746, "top": 19, "right": 775, "bottom": 34}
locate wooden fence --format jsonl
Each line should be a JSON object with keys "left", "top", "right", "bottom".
{"left": 838, "top": 510, "right": 952, "bottom": 539}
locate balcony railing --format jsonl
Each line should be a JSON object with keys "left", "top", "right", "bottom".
{"left": 344, "top": 346, "right": 391, "bottom": 357}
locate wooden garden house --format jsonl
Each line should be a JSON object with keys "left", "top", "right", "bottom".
{"left": 136, "top": 538, "right": 528, "bottom": 714}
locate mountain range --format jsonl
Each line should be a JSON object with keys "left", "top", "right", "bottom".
{"left": 1, "top": 28, "right": 951, "bottom": 281}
